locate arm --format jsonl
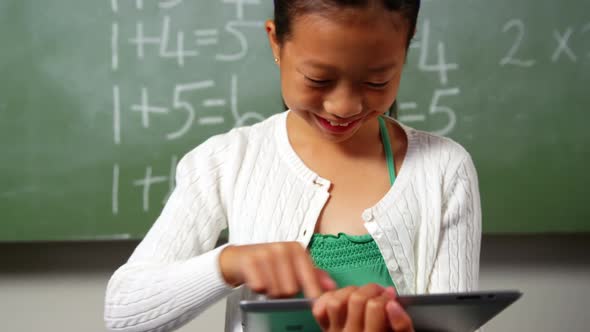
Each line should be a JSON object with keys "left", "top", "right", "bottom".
{"left": 104, "top": 144, "right": 233, "bottom": 332}
{"left": 427, "top": 153, "right": 482, "bottom": 294}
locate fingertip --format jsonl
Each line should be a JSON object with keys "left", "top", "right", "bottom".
{"left": 318, "top": 269, "right": 337, "bottom": 291}
{"left": 312, "top": 299, "right": 325, "bottom": 316}
{"left": 384, "top": 286, "right": 397, "bottom": 299}
{"left": 311, "top": 299, "right": 329, "bottom": 329}
{"left": 386, "top": 300, "right": 413, "bottom": 331}
{"left": 323, "top": 277, "right": 337, "bottom": 291}
{"left": 386, "top": 300, "right": 401, "bottom": 316}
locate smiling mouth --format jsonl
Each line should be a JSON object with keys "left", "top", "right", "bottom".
{"left": 327, "top": 120, "right": 352, "bottom": 127}
{"left": 315, "top": 115, "right": 361, "bottom": 133}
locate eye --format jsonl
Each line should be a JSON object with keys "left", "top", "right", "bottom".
{"left": 365, "top": 81, "right": 390, "bottom": 89}
{"left": 305, "top": 76, "right": 331, "bottom": 87}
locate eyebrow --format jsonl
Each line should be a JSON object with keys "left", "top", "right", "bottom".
{"left": 301, "top": 60, "right": 336, "bottom": 71}
{"left": 368, "top": 63, "right": 398, "bottom": 72}
{"left": 301, "top": 60, "right": 397, "bottom": 72}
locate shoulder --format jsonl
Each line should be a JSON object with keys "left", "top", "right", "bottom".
{"left": 399, "top": 122, "right": 474, "bottom": 171}
{"left": 399, "top": 126, "right": 480, "bottom": 209}
{"left": 176, "top": 112, "right": 285, "bottom": 179}
{"left": 393, "top": 121, "right": 478, "bottom": 193}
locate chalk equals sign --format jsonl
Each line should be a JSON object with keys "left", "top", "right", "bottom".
{"left": 194, "top": 29, "right": 219, "bottom": 46}
{"left": 397, "top": 102, "right": 426, "bottom": 123}
{"left": 199, "top": 98, "right": 226, "bottom": 125}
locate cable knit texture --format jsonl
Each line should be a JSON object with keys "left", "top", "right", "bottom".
{"left": 104, "top": 111, "right": 482, "bottom": 332}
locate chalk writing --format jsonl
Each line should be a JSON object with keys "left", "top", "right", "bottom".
{"left": 110, "top": 1, "right": 267, "bottom": 214}
{"left": 500, "top": 19, "right": 536, "bottom": 67}
{"left": 500, "top": 20, "right": 590, "bottom": 66}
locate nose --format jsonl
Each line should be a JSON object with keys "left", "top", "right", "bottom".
{"left": 323, "top": 83, "right": 363, "bottom": 119}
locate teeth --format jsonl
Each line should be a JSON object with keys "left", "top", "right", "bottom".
{"left": 328, "top": 121, "right": 350, "bottom": 127}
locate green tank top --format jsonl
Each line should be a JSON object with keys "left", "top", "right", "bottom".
{"left": 308, "top": 116, "right": 396, "bottom": 289}
{"left": 267, "top": 118, "right": 396, "bottom": 332}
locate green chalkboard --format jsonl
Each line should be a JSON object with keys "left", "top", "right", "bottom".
{"left": 1, "top": 0, "right": 589, "bottom": 241}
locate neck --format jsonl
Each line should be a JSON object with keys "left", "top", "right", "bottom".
{"left": 286, "top": 111, "right": 384, "bottom": 158}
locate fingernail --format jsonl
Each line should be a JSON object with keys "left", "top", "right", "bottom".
{"left": 312, "top": 300, "right": 326, "bottom": 316}
{"left": 385, "top": 286, "right": 396, "bottom": 298}
{"left": 386, "top": 301, "right": 401, "bottom": 315}
{"left": 326, "top": 278, "right": 337, "bottom": 290}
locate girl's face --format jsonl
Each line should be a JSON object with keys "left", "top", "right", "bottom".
{"left": 267, "top": 7, "right": 411, "bottom": 144}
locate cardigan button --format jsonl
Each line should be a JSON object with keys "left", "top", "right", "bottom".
{"left": 361, "top": 210, "right": 373, "bottom": 221}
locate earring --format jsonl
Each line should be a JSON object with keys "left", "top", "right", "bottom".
{"left": 274, "top": 58, "right": 279, "bottom": 63}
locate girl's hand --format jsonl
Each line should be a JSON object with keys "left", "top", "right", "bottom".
{"left": 219, "top": 242, "right": 336, "bottom": 298}
{"left": 312, "top": 284, "right": 415, "bottom": 332}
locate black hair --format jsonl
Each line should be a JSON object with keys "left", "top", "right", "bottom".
{"left": 273, "top": 0, "right": 420, "bottom": 48}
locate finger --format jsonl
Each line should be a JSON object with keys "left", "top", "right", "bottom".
{"left": 326, "top": 286, "right": 358, "bottom": 330}
{"left": 312, "top": 295, "right": 330, "bottom": 330}
{"left": 272, "top": 246, "right": 299, "bottom": 297}
{"left": 316, "top": 268, "right": 337, "bottom": 291}
{"left": 312, "top": 295, "right": 329, "bottom": 330}
{"left": 313, "top": 286, "right": 357, "bottom": 331}
{"left": 364, "top": 293, "right": 390, "bottom": 331}
{"left": 263, "top": 251, "right": 284, "bottom": 298}
{"left": 241, "top": 255, "right": 267, "bottom": 294}
{"left": 344, "top": 283, "right": 385, "bottom": 330}
{"left": 384, "top": 286, "right": 397, "bottom": 299}
{"left": 386, "top": 300, "right": 415, "bottom": 332}
{"left": 292, "top": 245, "right": 323, "bottom": 298}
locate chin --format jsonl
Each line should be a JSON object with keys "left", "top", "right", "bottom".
{"left": 319, "top": 129, "right": 361, "bottom": 142}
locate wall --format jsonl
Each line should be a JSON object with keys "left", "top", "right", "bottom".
{"left": 1, "top": 235, "right": 588, "bottom": 331}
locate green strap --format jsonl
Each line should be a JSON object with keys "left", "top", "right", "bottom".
{"left": 378, "top": 116, "right": 396, "bottom": 186}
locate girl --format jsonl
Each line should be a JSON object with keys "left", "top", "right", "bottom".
{"left": 105, "top": 1, "right": 481, "bottom": 331}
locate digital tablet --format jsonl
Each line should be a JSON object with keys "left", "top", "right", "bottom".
{"left": 240, "top": 290, "right": 522, "bottom": 332}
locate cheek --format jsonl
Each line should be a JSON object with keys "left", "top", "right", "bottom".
{"left": 364, "top": 90, "right": 398, "bottom": 112}
{"left": 367, "top": 80, "right": 401, "bottom": 111}
{"left": 281, "top": 77, "right": 324, "bottom": 111}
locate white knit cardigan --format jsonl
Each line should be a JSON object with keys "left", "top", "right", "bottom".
{"left": 104, "top": 111, "right": 482, "bottom": 332}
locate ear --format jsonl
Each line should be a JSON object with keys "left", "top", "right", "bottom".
{"left": 265, "top": 20, "right": 281, "bottom": 65}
